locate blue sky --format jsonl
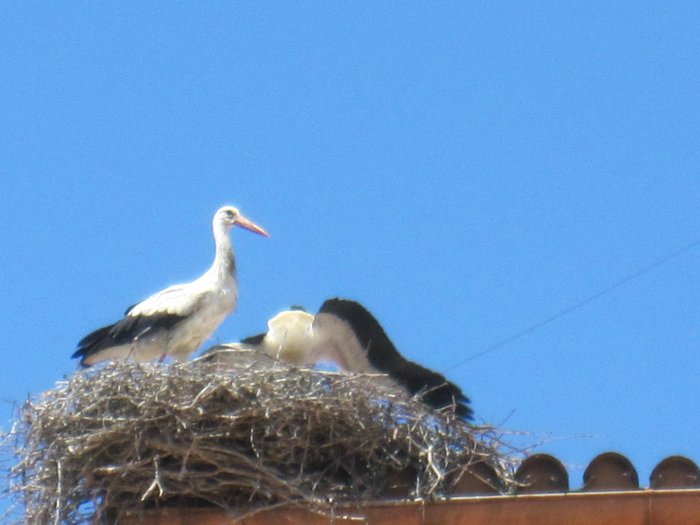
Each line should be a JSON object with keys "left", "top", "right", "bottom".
{"left": 2, "top": 1, "right": 699, "bottom": 508}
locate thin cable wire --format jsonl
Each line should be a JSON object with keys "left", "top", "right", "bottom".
{"left": 445, "top": 238, "right": 700, "bottom": 372}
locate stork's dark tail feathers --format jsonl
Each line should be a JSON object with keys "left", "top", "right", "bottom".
{"left": 318, "top": 298, "right": 473, "bottom": 420}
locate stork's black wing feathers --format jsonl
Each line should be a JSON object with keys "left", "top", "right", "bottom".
{"left": 289, "top": 305, "right": 307, "bottom": 312}
{"left": 387, "top": 358, "right": 473, "bottom": 420}
{"left": 73, "top": 311, "right": 187, "bottom": 366}
{"left": 240, "top": 332, "right": 266, "bottom": 345}
{"left": 318, "top": 298, "right": 473, "bottom": 420}
{"left": 73, "top": 323, "right": 115, "bottom": 357}
{"left": 124, "top": 303, "right": 139, "bottom": 316}
{"left": 318, "top": 298, "right": 404, "bottom": 365}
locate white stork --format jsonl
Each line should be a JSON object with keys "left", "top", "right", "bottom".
{"left": 73, "top": 205, "right": 269, "bottom": 366}
{"left": 206, "top": 298, "right": 473, "bottom": 420}
{"left": 201, "top": 307, "right": 315, "bottom": 370}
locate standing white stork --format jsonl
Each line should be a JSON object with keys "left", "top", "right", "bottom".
{"left": 206, "top": 298, "right": 473, "bottom": 420}
{"left": 72, "top": 205, "right": 269, "bottom": 367}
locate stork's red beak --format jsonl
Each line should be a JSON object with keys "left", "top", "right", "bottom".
{"left": 235, "top": 215, "right": 270, "bottom": 237}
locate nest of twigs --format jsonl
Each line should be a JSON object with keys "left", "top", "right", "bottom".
{"left": 8, "top": 349, "right": 517, "bottom": 523}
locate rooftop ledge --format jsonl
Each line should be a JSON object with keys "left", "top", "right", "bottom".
{"left": 123, "top": 488, "right": 700, "bottom": 525}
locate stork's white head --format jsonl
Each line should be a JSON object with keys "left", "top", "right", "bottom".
{"left": 214, "top": 205, "right": 270, "bottom": 237}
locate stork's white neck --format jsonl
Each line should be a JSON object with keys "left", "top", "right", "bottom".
{"left": 210, "top": 220, "right": 236, "bottom": 281}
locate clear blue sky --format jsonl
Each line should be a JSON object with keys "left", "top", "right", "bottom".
{"left": 2, "top": 1, "right": 699, "bottom": 508}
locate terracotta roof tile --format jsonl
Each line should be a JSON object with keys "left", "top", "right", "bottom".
{"left": 515, "top": 454, "right": 569, "bottom": 493}
{"left": 650, "top": 456, "right": 700, "bottom": 489}
{"left": 582, "top": 452, "right": 639, "bottom": 491}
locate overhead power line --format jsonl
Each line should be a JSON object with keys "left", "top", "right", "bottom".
{"left": 445, "top": 238, "right": 700, "bottom": 372}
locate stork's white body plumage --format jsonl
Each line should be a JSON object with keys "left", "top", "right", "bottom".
{"left": 258, "top": 310, "right": 315, "bottom": 363}
{"left": 204, "top": 309, "right": 315, "bottom": 366}
{"left": 73, "top": 206, "right": 268, "bottom": 366}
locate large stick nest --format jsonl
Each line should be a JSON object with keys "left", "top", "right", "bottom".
{"left": 8, "top": 350, "right": 516, "bottom": 523}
